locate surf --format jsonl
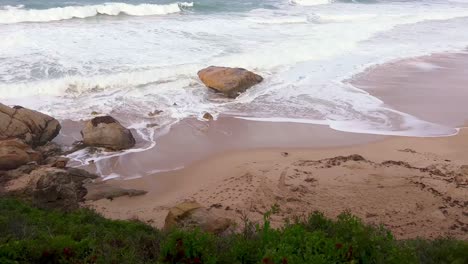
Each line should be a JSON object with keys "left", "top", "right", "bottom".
{"left": 0, "top": 2, "right": 193, "bottom": 24}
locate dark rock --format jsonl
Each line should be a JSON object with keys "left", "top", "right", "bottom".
{"left": 35, "top": 142, "right": 63, "bottom": 157}
{"left": 51, "top": 157, "right": 69, "bottom": 168}
{"left": 203, "top": 112, "right": 214, "bottom": 121}
{"left": 148, "top": 110, "right": 163, "bottom": 117}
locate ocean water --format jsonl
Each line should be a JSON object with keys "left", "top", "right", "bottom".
{"left": 1, "top": 0, "right": 468, "bottom": 147}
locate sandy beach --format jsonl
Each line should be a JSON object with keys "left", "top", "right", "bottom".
{"left": 84, "top": 53, "right": 468, "bottom": 240}
{"left": 2, "top": 2, "right": 468, "bottom": 263}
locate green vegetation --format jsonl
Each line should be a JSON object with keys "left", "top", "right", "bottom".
{"left": 0, "top": 198, "right": 466, "bottom": 264}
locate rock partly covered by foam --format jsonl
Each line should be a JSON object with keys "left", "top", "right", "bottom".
{"left": 198, "top": 66, "right": 263, "bottom": 98}
{"left": 81, "top": 116, "right": 135, "bottom": 150}
{"left": 0, "top": 103, "right": 61, "bottom": 146}
{"left": 164, "top": 201, "right": 232, "bottom": 234}
{"left": 0, "top": 139, "right": 42, "bottom": 171}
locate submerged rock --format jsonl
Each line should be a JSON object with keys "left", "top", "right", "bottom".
{"left": 164, "top": 201, "right": 232, "bottom": 234}
{"left": 0, "top": 103, "right": 61, "bottom": 146}
{"left": 81, "top": 116, "right": 135, "bottom": 150}
{"left": 198, "top": 66, "right": 263, "bottom": 98}
{"left": 0, "top": 139, "right": 42, "bottom": 171}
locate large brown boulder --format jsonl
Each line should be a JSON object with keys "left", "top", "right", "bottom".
{"left": 164, "top": 202, "right": 232, "bottom": 234}
{"left": 0, "top": 139, "right": 41, "bottom": 171}
{"left": 0, "top": 103, "right": 61, "bottom": 146}
{"left": 81, "top": 116, "right": 135, "bottom": 150}
{"left": 198, "top": 66, "right": 263, "bottom": 98}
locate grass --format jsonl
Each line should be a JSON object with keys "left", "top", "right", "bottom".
{"left": 0, "top": 198, "right": 467, "bottom": 264}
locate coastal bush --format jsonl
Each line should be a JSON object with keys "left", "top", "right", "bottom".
{"left": 0, "top": 198, "right": 467, "bottom": 264}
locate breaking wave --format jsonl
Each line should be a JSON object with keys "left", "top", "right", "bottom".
{"left": 0, "top": 2, "right": 193, "bottom": 24}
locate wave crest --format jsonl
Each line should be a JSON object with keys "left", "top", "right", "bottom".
{"left": 0, "top": 2, "right": 193, "bottom": 24}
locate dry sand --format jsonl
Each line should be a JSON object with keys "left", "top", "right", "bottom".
{"left": 85, "top": 53, "right": 468, "bottom": 240}
{"left": 86, "top": 127, "right": 468, "bottom": 240}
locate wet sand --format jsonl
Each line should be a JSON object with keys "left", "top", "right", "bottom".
{"left": 77, "top": 117, "right": 384, "bottom": 179}
{"left": 350, "top": 52, "right": 468, "bottom": 127}
{"left": 84, "top": 52, "right": 468, "bottom": 239}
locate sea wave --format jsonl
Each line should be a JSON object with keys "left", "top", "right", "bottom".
{"left": 289, "top": 0, "right": 376, "bottom": 6}
{"left": 0, "top": 2, "right": 193, "bottom": 24}
{"left": 289, "top": 0, "right": 331, "bottom": 6}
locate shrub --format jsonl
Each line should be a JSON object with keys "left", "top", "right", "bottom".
{"left": 0, "top": 198, "right": 466, "bottom": 264}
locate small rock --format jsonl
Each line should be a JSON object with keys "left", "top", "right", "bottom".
{"left": 146, "top": 123, "right": 159, "bottom": 128}
{"left": 90, "top": 111, "right": 100, "bottom": 115}
{"left": 52, "top": 157, "right": 69, "bottom": 169}
{"left": 148, "top": 110, "right": 163, "bottom": 117}
{"left": 203, "top": 112, "right": 214, "bottom": 121}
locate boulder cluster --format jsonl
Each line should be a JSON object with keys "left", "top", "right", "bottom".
{"left": 0, "top": 103, "right": 138, "bottom": 211}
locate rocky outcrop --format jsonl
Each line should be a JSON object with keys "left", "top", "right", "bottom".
{"left": 198, "top": 66, "right": 263, "bottom": 98}
{"left": 81, "top": 116, "right": 135, "bottom": 150}
{"left": 164, "top": 201, "right": 232, "bottom": 234}
{"left": 23, "top": 167, "right": 98, "bottom": 211}
{"left": 0, "top": 139, "right": 42, "bottom": 170}
{"left": 0, "top": 103, "right": 61, "bottom": 146}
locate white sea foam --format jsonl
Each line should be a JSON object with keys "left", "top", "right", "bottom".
{"left": 289, "top": 0, "right": 331, "bottom": 6}
{"left": 0, "top": 2, "right": 193, "bottom": 24}
{"left": 249, "top": 16, "right": 309, "bottom": 24}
